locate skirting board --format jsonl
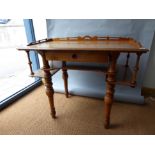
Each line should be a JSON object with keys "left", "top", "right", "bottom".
{"left": 141, "top": 87, "right": 155, "bottom": 97}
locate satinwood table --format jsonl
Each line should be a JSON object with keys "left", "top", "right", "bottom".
{"left": 18, "top": 36, "right": 149, "bottom": 129}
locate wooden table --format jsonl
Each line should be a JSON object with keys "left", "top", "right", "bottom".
{"left": 18, "top": 36, "right": 149, "bottom": 129}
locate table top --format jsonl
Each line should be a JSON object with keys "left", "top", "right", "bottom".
{"left": 18, "top": 36, "right": 149, "bottom": 53}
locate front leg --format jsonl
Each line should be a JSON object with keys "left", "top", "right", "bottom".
{"left": 104, "top": 53, "right": 119, "bottom": 129}
{"left": 41, "top": 53, "right": 56, "bottom": 118}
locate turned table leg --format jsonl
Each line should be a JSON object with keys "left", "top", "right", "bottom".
{"left": 25, "top": 50, "right": 34, "bottom": 76}
{"left": 42, "top": 53, "right": 56, "bottom": 118}
{"left": 62, "top": 61, "right": 69, "bottom": 98}
{"left": 130, "top": 53, "right": 142, "bottom": 87}
{"left": 104, "top": 53, "right": 119, "bottom": 129}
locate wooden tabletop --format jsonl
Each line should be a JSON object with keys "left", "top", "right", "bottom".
{"left": 17, "top": 36, "right": 149, "bottom": 53}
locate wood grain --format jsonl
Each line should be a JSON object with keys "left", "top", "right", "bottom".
{"left": 41, "top": 52, "right": 56, "bottom": 118}
{"left": 104, "top": 53, "right": 119, "bottom": 129}
{"left": 62, "top": 61, "right": 69, "bottom": 98}
{"left": 45, "top": 51, "right": 109, "bottom": 63}
{"left": 18, "top": 36, "right": 149, "bottom": 53}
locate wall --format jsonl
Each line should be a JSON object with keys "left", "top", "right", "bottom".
{"left": 143, "top": 32, "right": 155, "bottom": 89}
{"left": 46, "top": 19, "right": 155, "bottom": 104}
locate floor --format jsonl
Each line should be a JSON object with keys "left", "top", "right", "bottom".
{"left": 1, "top": 85, "right": 155, "bottom": 135}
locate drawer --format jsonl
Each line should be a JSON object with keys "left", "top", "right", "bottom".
{"left": 45, "top": 51, "right": 109, "bottom": 63}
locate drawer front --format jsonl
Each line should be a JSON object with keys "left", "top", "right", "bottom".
{"left": 45, "top": 51, "right": 109, "bottom": 63}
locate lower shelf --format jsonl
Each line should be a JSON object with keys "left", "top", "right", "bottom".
{"left": 30, "top": 68, "right": 60, "bottom": 78}
{"left": 29, "top": 64, "right": 136, "bottom": 87}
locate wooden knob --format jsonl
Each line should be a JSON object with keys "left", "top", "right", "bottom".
{"left": 72, "top": 54, "right": 77, "bottom": 59}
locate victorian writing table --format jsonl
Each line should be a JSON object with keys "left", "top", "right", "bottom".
{"left": 18, "top": 36, "right": 149, "bottom": 129}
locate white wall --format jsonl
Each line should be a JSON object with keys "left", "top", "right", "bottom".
{"left": 46, "top": 19, "right": 155, "bottom": 104}
{"left": 143, "top": 32, "right": 155, "bottom": 88}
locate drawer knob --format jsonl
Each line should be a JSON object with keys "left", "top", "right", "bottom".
{"left": 72, "top": 54, "right": 77, "bottom": 59}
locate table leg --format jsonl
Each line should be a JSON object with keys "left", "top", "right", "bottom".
{"left": 104, "top": 54, "right": 119, "bottom": 129}
{"left": 42, "top": 54, "right": 56, "bottom": 118}
{"left": 130, "top": 53, "right": 142, "bottom": 87}
{"left": 25, "top": 50, "right": 34, "bottom": 76}
{"left": 62, "top": 61, "right": 69, "bottom": 98}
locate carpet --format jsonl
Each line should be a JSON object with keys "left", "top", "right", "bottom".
{"left": 0, "top": 85, "right": 155, "bottom": 135}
